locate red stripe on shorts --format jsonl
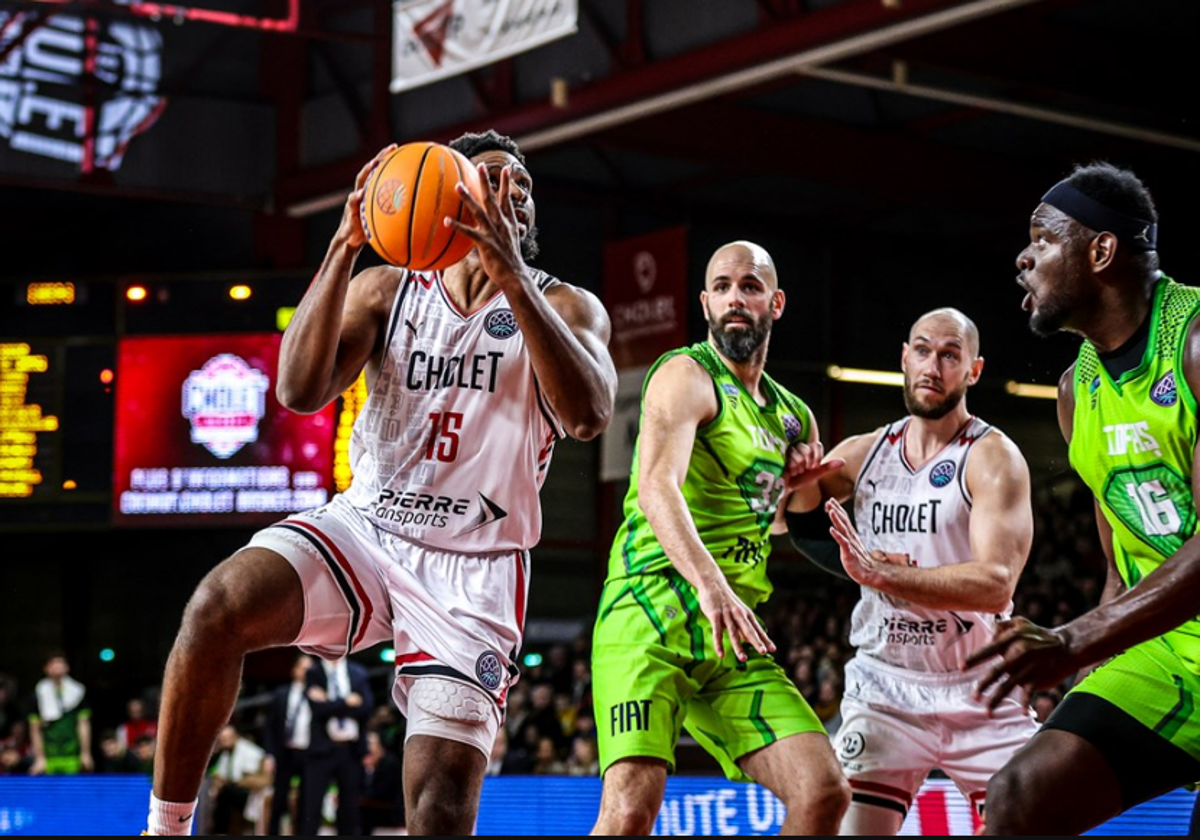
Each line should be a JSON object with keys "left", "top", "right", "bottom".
{"left": 285, "top": 519, "right": 375, "bottom": 650}
{"left": 514, "top": 551, "right": 527, "bottom": 632}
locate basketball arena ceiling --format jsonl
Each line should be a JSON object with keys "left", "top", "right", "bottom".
{"left": 0, "top": 0, "right": 1196, "bottom": 263}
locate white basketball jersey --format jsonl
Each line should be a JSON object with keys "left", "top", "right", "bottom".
{"left": 850, "top": 416, "right": 1010, "bottom": 673}
{"left": 343, "top": 270, "right": 565, "bottom": 553}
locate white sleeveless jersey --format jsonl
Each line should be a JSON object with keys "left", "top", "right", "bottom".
{"left": 850, "top": 416, "right": 1011, "bottom": 673}
{"left": 343, "top": 269, "right": 565, "bottom": 553}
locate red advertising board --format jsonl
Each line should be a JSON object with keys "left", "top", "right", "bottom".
{"left": 113, "top": 334, "right": 335, "bottom": 527}
{"left": 603, "top": 227, "right": 689, "bottom": 370}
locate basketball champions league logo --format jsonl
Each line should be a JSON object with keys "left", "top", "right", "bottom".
{"left": 0, "top": 3, "right": 165, "bottom": 169}
{"left": 182, "top": 355, "right": 270, "bottom": 460}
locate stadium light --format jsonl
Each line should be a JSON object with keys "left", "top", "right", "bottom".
{"left": 826, "top": 366, "right": 905, "bottom": 387}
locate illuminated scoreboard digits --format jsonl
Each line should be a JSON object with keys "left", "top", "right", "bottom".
{"left": 0, "top": 343, "right": 60, "bottom": 498}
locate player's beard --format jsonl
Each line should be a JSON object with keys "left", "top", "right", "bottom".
{"left": 903, "top": 372, "right": 969, "bottom": 420}
{"left": 707, "top": 306, "right": 773, "bottom": 363}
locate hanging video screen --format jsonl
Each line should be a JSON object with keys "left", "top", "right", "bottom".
{"left": 113, "top": 333, "right": 334, "bottom": 527}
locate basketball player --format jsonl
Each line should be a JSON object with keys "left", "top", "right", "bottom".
{"left": 783, "top": 308, "right": 1036, "bottom": 833}
{"left": 590, "top": 241, "right": 852, "bottom": 835}
{"left": 145, "top": 130, "right": 617, "bottom": 836}
{"left": 968, "top": 162, "right": 1200, "bottom": 834}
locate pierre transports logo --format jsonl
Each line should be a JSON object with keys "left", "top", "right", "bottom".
{"left": 182, "top": 354, "right": 270, "bottom": 459}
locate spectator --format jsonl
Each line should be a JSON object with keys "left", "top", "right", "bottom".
{"left": 1032, "top": 690, "right": 1062, "bottom": 724}
{"left": 300, "top": 657, "right": 373, "bottom": 837}
{"left": 98, "top": 728, "right": 138, "bottom": 774}
{"left": 116, "top": 698, "right": 157, "bottom": 754}
{"left": 0, "top": 739, "right": 30, "bottom": 772}
{"left": 516, "top": 684, "right": 566, "bottom": 753}
{"left": 531, "top": 736, "right": 566, "bottom": 775}
{"left": 565, "top": 737, "right": 600, "bottom": 777}
{"left": 128, "top": 734, "right": 156, "bottom": 776}
{"left": 368, "top": 704, "right": 404, "bottom": 757}
{"left": 263, "top": 654, "right": 313, "bottom": 836}
{"left": 28, "top": 654, "right": 92, "bottom": 776}
{"left": 208, "top": 724, "right": 272, "bottom": 837}
{"left": 360, "top": 732, "right": 404, "bottom": 835}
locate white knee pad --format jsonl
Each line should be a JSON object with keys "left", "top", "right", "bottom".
{"left": 404, "top": 677, "right": 499, "bottom": 759}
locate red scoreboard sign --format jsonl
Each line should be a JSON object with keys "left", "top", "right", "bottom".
{"left": 113, "top": 334, "right": 335, "bottom": 527}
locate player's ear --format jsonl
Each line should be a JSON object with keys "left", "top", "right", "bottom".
{"left": 970, "top": 356, "right": 985, "bottom": 385}
{"left": 1092, "top": 232, "right": 1118, "bottom": 273}
{"left": 901, "top": 342, "right": 910, "bottom": 372}
{"left": 773, "top": 289, "right": 786, "bottom": 320}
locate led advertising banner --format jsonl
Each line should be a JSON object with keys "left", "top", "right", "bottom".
{"left": 113, "top": 333, "right": 334, "bottom": 527}
{"left": 0, "top": 775, "right": 1192, "bottom": 836}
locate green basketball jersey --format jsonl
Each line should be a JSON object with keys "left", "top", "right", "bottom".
{"left": 606, "top": 342, "right": 813, "bottom": 609}
{"left": 1069, "top": 276, "right": 1200, "bottom": 669}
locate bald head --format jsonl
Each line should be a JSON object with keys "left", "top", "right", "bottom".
{"left": 706, "top": 241, "right": 779, "bottom": 290}
{"left": 909, "top": 307, "right": 980, "bottom": 359}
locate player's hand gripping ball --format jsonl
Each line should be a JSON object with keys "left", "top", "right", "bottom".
{"left": 361, "top": 141, "right": 483, "bottom": 272}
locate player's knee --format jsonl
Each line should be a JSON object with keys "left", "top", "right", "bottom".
{"left": 410, "top": 783, "right": 472, "bottom": 834}
{"left": 790, "top": 771, "right": 851, "bottom": 823}
{"left": 984, "top": 762, "right": 1032, "bottom": 832}
{"left": 601, "top": 801, "right": 658, "bottom": 836}
{"left": 179, "top": 567, "right": 256, "bottom": 651}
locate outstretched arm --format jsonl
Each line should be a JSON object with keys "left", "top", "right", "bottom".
{"left": 827, "top": 432, "right": 1032, "bottom": 614}
{"left": 449, "top": 166, "right": 616, "bottom": 440}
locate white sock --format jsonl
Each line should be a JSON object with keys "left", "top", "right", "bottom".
{"left": 147, "top": 793, "right": 198, "bottom": 837}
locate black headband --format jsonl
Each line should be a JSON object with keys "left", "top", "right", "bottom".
{"left": 1042, "top": 182, "right": 1157, "bottom": 252}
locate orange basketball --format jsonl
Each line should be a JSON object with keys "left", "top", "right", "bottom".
{"left": 360, "top": 142, "right": 482, "bottom": 272}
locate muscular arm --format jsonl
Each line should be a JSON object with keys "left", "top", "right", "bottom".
{"left": 276, "top": 147, "right": 398, "bottom": 414}
{"left": 513, "top": 282, "right": 617, "bottom": 441}
{"left": 1051, "top": 319, "right": 1200, "bottom": 664}
{"left": 972, "top": 321, "right": 1200, "bottom": 705}
{"left": 829, "top": 433, "right": 1033, "bottom": 613}
{"left": 637, "top": 355, "right": 773, "bottom": 660}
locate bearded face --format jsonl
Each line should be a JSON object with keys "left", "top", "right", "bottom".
{"left": 706, "top": 303, "right": 774, "bottom": 363}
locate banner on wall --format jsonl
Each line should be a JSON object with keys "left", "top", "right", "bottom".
{"left": 0, "top": 7, "right": 165, "bottom": 170}
{"left": 392, "top": 0, "right": 577, "bottom": 93}
{"left": 599, "top": 227, "right": 689, "bottom": 481}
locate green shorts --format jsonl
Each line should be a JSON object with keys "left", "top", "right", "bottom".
{"left": 1068, "top": 634, "right": 1200, "bottom": 761}
{"left": 43, "top": 756, "right": 83, "bottom": 775}
{"left": 592, "top": 571, "right": 823, "bottom": 782}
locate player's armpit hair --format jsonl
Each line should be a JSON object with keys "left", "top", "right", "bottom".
{"left": 785, "top": 510, "right": 852, "bottom": 581}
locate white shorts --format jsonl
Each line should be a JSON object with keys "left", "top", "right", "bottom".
{"left": 247, "top": 495, "right": 529, "bottom": 736}
{"left": 835, "top": 655, "right": 1038, "bottom": 818}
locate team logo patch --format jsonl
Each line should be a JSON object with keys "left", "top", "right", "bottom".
{"left": 485, "top": 309, "right": 520, "bottom": 340}
{"left": 1152, "top": 371, "right": 1178, "bottom": 407}
{"left": 722, "top": 383, "right": 740, "bottom": 397}
{"left": 475, "top": 651, "right": 504, "bottom": 691}
{"left": 839, "top": 731, "right": 866, "bottom": 760}
{"left": 376, "top": 179, "right": 405, "bottom": 215}
{"left": 1090, "top": 375, "right": 1102, "bottom": 394}
{"left": 930, "top": 460, "right": 957, "bottom": 488}
{"left": 782, "top": 413, "right": 803, "bottom": 443}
